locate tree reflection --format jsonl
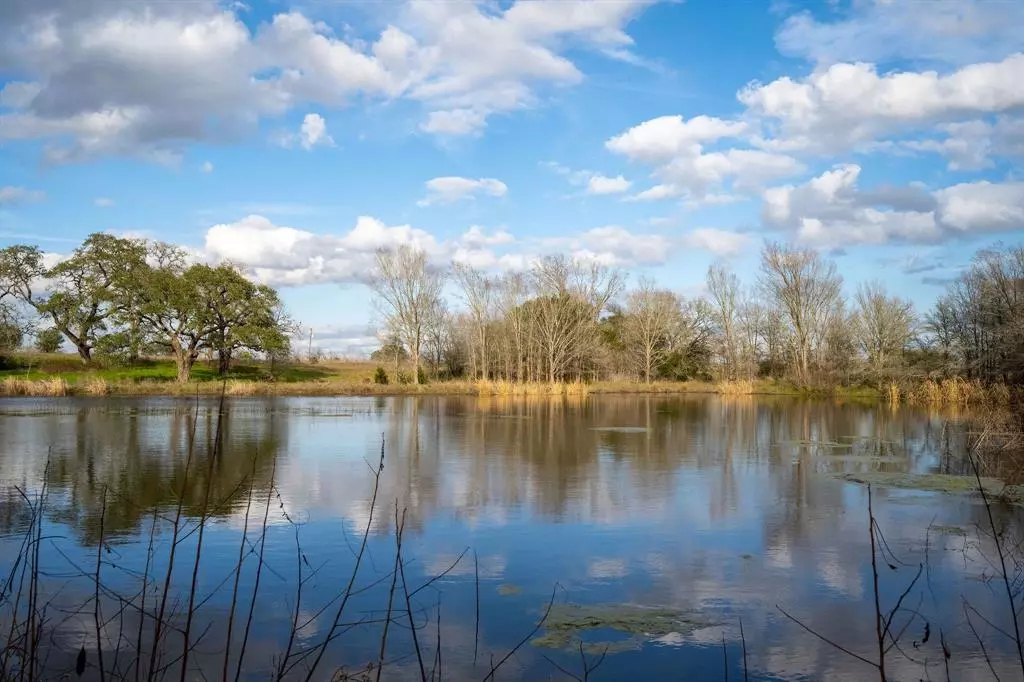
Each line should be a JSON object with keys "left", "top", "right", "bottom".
{"left": 0, "top": 399, "right": 287, "bottom": 545}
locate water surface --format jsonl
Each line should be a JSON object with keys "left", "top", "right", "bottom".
{"left": 0, "top": 394, "right": 1020, "bottom": 681}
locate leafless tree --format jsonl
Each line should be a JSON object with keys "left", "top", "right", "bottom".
{"left": 853, "top": 281, "right": 917, "bottom": 372}
{"left": 452, "top": 262, "right": 494, "bottom": 380}
{"left": 622, "top": 278, "right": 682, "bottom": 383}
{"left": 369, "top": 245, "right": 446, "bottom": 384}
{"left": 707, "top": 264, "right": 740, "bottom": 379}
{"left": 759, "top": 242, "right": 843, "bottom": 384}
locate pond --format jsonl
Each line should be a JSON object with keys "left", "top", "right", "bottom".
{"left": 0, "top": 394, "right": 1021, "bottom": 681}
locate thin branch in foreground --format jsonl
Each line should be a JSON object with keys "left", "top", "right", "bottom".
{"left": 94, "top": 486, "right": 108, "bottom": 682}
{"left": 302, "top": 437, "right": 386, "bottom": 682}
{"left": 396, "top": 509, "right": 427, "bottom": 682}
{"left": 483, "top": 583, "right": 559, "bottom": 682}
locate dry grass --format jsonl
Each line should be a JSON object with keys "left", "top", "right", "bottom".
{"left": 0, "top": 377, "right": 68, "bottom": 396}
{"left": 80, "top": 377, "right": 111, "bottom": 396}
{"left": 903, "top": 378, "right": 1002, "bottom": 407}
{"left": 717, "top": 379, "right": 755, "bottom": 396}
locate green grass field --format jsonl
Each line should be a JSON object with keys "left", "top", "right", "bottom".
{"left": 0, "top": 351, "right": 890, "bottom": 401}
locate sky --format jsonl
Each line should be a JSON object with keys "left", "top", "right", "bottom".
{"left": 1, "top": 0, "right": 1023, "bottom": 356}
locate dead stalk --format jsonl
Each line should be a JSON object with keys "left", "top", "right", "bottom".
{"left": 94, "top": 486, "right": 109, "bottom": 682}
{"left": 302, "top": 437, "right": 386, "bottom": 682}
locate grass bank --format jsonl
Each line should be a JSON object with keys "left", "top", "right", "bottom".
{"left": 6, "top": 352, "right": 1014, "bottom": 405}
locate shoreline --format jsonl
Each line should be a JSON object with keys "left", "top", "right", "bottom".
{"left": 0, "top": 374, "right": 880, "bottom": 400}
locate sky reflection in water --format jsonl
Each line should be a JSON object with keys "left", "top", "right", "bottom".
{"left": 0, "top": 394, "right": 1021, "bottom": 681}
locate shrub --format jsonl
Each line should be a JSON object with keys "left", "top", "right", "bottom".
{"left": 417, "top": 366, "right": 427, "bottom": 385}
{"left": 35, "top": 327, "right": 64, "bottom": 353}
{"left": 373, "top": 366, "right": 389, "bottom": 385}
{"left": 396, "top": 371, "right": 412, "bottom": 385}
{"left": 0, "top": 323, "right": 23, "bottom": 352}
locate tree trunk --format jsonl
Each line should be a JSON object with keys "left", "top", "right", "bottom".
{"left": 76, "top": 343, "right": 92, "bottom": 363}
{"left": 218, "top": 348, "right": 232, "bottom": 376}
{"left": 175, "top": 354, "right": 195, "bottom": 383}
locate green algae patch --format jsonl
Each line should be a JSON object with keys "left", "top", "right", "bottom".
{"left": 832, "top": 471, "right": 1004, "bottom": 496}
{"left": 497, "top": 584, "right": 522, "bottom": 596}
{"left": 930, "top": 524, "right": 968, "bottom": 537}
{"left": 531, "top": 603, "right": 715, "bottom": 653}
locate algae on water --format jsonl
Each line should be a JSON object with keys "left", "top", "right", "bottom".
{"left": 831, "top": 471, "right": 1005, "bottom": 496}
{"left": 497, "top": 584, "right": 522, "bottom": 596}
{"left": 531, "top": 603, "right": 714, "bottom": 654}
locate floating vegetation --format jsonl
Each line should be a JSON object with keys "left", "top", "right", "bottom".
{"left": 531, "top": 603, "right": 716, "bottom": 654}
{"left": 589, "top": 427, "right": 649, "bottom": 434}
{"left": 930, "top": 524, "right": 968, "bottom": 537}
{"left": 831, "top": 471, "right": 1005, "bottom": 496}
{"left": 497, "top": 584, "right": 522, "bottom": 596}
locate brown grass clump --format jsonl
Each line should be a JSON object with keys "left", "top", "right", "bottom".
{"left": 0, "top": 377, "right": 69, "bottom": 396}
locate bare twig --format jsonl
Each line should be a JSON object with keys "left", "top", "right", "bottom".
{"left": 302, "top": 437, "right": 386, "bottom": 682}
{"left": 94, "top": 486, "right": 108, "bottom": 682}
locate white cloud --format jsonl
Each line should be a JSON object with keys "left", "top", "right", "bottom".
{"left": 682, "top": 228, "right": 752, "bottom": 256}
{"left": 606, "top": 115, "right": 748, "bottom": 163}
{"left": 94, "top": 197, "right": 115, "bottom": 208}
{"left": 417, "top": 176, "right": 508, "bottom": 207}
{"left": 934, "top": 180, "right": 1024, "bottom": 234}
{"left": 901, "top": 116, "right": 1024, "bottom": 170}
{"left": 586, "top": 174, "right": 632, "bottom": 195}
{"left": 542, "top": 162, "right": 633, "bottom": 196}
{"left": 0, "top": 0, "right": 659, "bottom": 159}
{"left": 200, "top": 161, "right": 214, "bottom": 173}
{"left": 301, "top": 113, "right": 334, "bottom": 150}
{"left": 608, "top": 115, "right": 802, "bottom": 203}
{"left": 740, "top": 53, "right": 1024, "bottom": 154}
{"left": 760, "top": 164, "right": 1024, "bottom": 248}
{"left": 775, "top": 0, "right": 1024, "bottom": 68}
{"left": 0, "top": 186, "right": 45, "bottom": 205}
{"left": 202, "top": 214, "right": 521, "bottom": 285}
{"left": 540, "top": 225, "right": 674, "bottom": 266}
{"left": 420, "top": 109, "right": 487, "bottom": 136}
{"left": 274, "top": 112, "right": 335, "bottom": 150}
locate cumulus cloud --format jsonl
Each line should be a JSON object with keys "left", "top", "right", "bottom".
{"left": 585, "top": 174, "right": 632, "bottom": 195}
{"left": 740, "top": 53, "right": 1024, "bottom": 154}
{"left": 275, "top": 113, "right": 335, "bottom": 150}
{"left": 775, "top": 0, "right": 1024, "bottom": 67}
{"left": 0, "top": 186, "right": 45, "bottom": 205}
{"left": 417, "top": 176, "right": 508, "bottom": 207}
{"left": 0, "top": 0, "right": 658, "bottom": 160}
{"left": 541, "top": 162, "right": 633, "bottom": 196}
{"left": 682, "top": 228, "right": 752, "bottom": 256}
{"left": 760, "top": 164, "right": 1024, "bottom": 248}
{"left": 607, "top": 115, "right": 802, "bottom": 202}
{"left": 901, "top": 116, "right": 1024, "bottom": 170}
{"left": 202, "top": 214, "right": 518, "bottom": 285}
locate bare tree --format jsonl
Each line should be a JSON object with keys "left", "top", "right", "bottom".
{"left": 706, "top": 264, "right": 740, "bottom": 379}
{"left": 622, "top": 278, "right": 681, "bottom": 383}
{"left": 452, "top": 262, "right": 494, "bottom": 380}
{"left": 759, "top": 242, "right": 843, "bottom": 384}
{"left": 529, "top": 256, "right": 623, "bottom": 382}
{"left": 853, "top": 281, "right": 916, "bottom": 371}
{"left": 370, "top": 245, "right": 446, "bottom": 384}
{"left": 496, "top": 272, "right": 530, "bottom": 381}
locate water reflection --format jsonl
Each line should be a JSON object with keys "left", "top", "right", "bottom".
{"left": 0, "top": 394, "right": 1021, "bottom": 681}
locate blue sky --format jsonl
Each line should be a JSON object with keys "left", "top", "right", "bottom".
{"left": 1, "top": 0, "right": 1022, "bottom": 354}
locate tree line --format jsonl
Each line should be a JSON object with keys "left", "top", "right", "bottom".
{"left": 0, "top": 234, "right": 294, "bottom": 382}
{"left": 2, "top": 232, "right": 1019, "bottom": 389}
{"left": 371, "top": 242, "right": 1024, "bottom": 387}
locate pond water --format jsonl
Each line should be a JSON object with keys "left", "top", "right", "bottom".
{"left": 0, "top": 394, "right": 1021, "bottom": 681}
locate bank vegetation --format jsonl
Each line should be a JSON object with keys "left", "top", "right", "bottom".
{"left": 1, "top": 234, "right": 1022, "bottom": 404}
